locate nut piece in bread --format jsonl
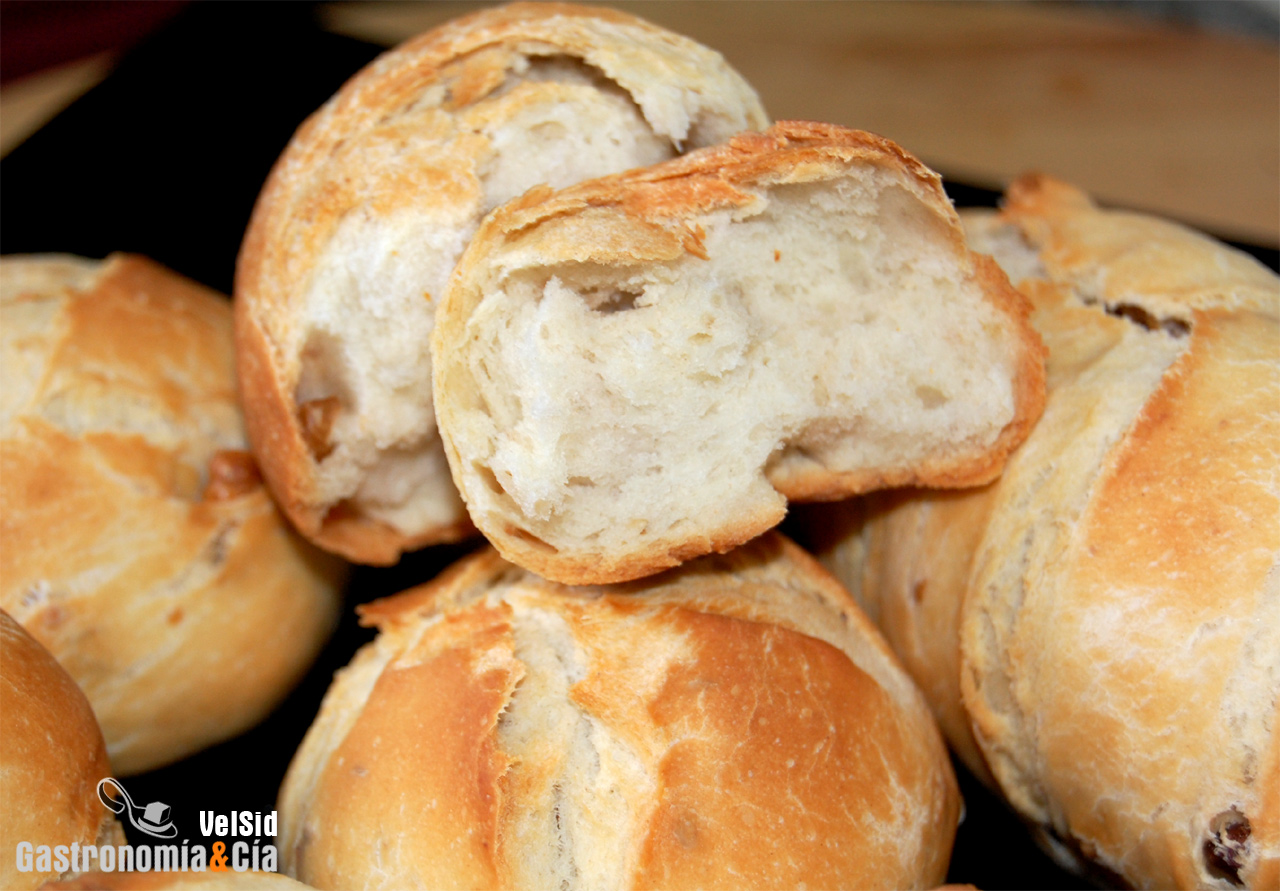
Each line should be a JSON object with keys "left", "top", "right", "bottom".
{"left": 1, "top": 611, "right": 125, "bottom": 889}
{"left": 277, "top": 533, "right": 960, "bottom": 891}
{"left": 234, "top": 2, "right": 769, "bottom": 565}
{"left": 0, "top": 254, "right": 346, "bottom": 775}
{"left": 804, "top": 175, "right": 1280, "bottom": 889}
{"left": 433, "top": 121, "right": 1046, "bottom": 585}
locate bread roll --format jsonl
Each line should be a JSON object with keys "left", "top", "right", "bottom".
{"left": 234, "top": 2, "right": 769, "bottom": 565}
{"left": 0, "top": 254, "right": 346, "bottom": 775}
{"left": 433, "top": 121, "right": 1046, "bottom": 585}
{"left": 278, "top": 533, "right": 960, "bottom": 890}
{"left": 805, "top": 175, "right": 1279, "bottom": 889}
{"left": 1, "top": 611, "right": 125, "bottom": 889}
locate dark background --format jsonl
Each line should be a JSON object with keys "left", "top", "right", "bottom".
{"left": 3, "top": 3, "right": 1276, "bottom": 888}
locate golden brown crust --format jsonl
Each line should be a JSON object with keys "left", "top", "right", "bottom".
{"left": 1, "top": 612, "right": 124, "bottom": 890}
{"left": 1, "top": 254, "right": 346, "bottom": 774}
{"left": 805, "top": 177, "right": 1280, "bottom": 889}
{"left": 435, "top": 121, "right": 1046, "bottom": 586}
{"left": 485, "top": 496, "right": 789, "bottom": 589}
{"left": 298, "top": 605, "right": 521, "bottom": 889}
{"left": 280, "top": 532, "right": 959, "bottom": 890}
{"left": 626, "top": 610, "right": 951, "bottom": 889}
{"left": 963, "top": 306, "right": 1280, "bottom": 888}
{"left": 485, "top": 123, "right": 958, "bottom": 239}
{"left": 800, "top": 488, "right": 1000, "bottom": 787}
{"left": 1003, "top": 173, "right": 1279, "bottom": 318}
{"left": 234, "top": 1, "right": 768, "bottom": 564}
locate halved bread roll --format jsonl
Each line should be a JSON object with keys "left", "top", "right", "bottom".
{"left": 805, "top": 176, "right": 1280, "bottom": 889}
{"left": 277, "top": 533, "right": 960, "bottom": 891}
{"left": 235, "top": 2, "right": 768, "bottom": 564}
{"left": 434, "top": 121, "right": 1046, "bottom": 585}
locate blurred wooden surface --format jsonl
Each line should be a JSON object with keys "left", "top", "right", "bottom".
{"left": 0, "top": 53, "right": 114, "bottom": 157}
{"left": 4, "top": 1, "right": 1277, "bottom": 245}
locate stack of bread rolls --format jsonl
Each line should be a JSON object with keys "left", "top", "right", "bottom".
{"left": 228, "top": 4, "right": 1053, "bottom": 888}
{"left": 5, "top": 2, "right": 1273, "bottom": 890}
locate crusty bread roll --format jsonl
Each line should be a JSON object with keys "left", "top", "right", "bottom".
{"left": 1, "top": 611, "right": 125, "bottom": 890}
{"left": 235, "top": 2, "right": 769, "bottom": 565}
{"left": 0, "top": 254, "right": 346, "bottom": 775}
{"left": 43, "top": 871, "right": 311, "bottom": 889}
{"left": 433, "top": 121, "right": 1047, "bottom": 585}
{"left": 804, "top": 175, "right": 1280, "bottom": 889}
{"left": 278, "top": 533, "right": 960, "bottom": 890}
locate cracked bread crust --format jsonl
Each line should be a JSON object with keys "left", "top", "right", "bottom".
{"left": 434, "top": 121, "right": 1046, "bottom": 585}
{"left": 277, "top": 532, "right": 960, "bottom": 891}
{"left": 234, "top": 2, "right": 768, "bottom": 565}
{"left": 0, "top": 254, "right": 345, "bottom": 775}
{"left": 807, "top": 176, "right": 1280, "bottom": 889}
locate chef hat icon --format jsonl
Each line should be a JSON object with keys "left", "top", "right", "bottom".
{"left": 97, "top": 778, "right": 178, "bottom": 839}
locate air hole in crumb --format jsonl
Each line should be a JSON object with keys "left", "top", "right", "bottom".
{"left": 476, "top": 465, "right": 507, "bottom": 496}
{"left": 321, "top": 499, "right": 360, "bottom": 531}
{"left": 567, "top": 476, "right": 595, "bottom": 488}
{"left": 582, "top": 285, "right": 643, "bottom": 314}
{"left": 916, "top": 384, "right": 948, "bottom": 409}
{"left": 813, "top": 375, "right": 830, "bottom": 407}
{"left": 1106, "top": 302, "right": 1190, "bottom": 338}
{"left": 296, "top": 330, "right": 352, "bottom": 459}
{"left": 298, "top": 397, "right": 342, "bottom": 461}
{"left": 1204, "top": 808, "right": 1250, "bottom": 886}
{"left": 507, "top": 525, "right": 559, "bottom": 554}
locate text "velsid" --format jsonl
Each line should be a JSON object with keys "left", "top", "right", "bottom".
{"left": 199, "top": 811, "right": 278, "bottom": 838}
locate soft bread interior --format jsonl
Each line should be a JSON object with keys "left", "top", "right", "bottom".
{"left": 290, "top": 56, "right": 688, "bottom": 538}
{"left": 455, "top": 172, "right": 1026, "bottom": 566}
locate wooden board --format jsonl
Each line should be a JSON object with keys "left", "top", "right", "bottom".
{"left": 319, "top": 0, "right": 1280, "bottom": 246}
